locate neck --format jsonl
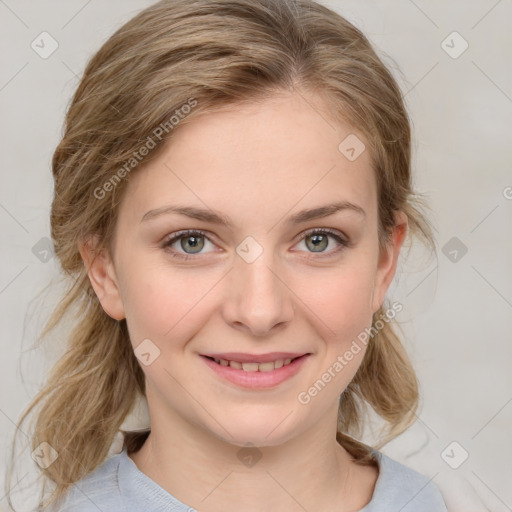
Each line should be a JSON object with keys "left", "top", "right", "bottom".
{"left": 128, "top": 390, "right": 376, "bottom": 512}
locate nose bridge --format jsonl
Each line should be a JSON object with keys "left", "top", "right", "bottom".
{"left": 240, "top": 254, "right": 280, "bottom": 304}
{"left": 223, "top": 237, "right": 294, "bottom": 335}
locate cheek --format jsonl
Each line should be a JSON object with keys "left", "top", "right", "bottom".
{"left": 300, "top": 269, "right": 376, "bottom": 395}
{"left": 293, "top": 260, "right": 376, "bottom": 339}
{"left": 116, "top": 251, "right": 220, "bottom": 348}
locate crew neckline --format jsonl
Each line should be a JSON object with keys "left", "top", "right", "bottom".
{"left": 117, "top": 446, "right": 384, "bottom": 511}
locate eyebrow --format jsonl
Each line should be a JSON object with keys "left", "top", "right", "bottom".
{"left": 140, "top": 200, "right": 366, "bottom": 227}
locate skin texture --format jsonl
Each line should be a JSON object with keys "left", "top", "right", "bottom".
{"left": 81, "top": 90, "right": 407, "bottom": 512}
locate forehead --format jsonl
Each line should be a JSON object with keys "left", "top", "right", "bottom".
{"left": 120, "top": 91, "right": 377, "bottom": 226}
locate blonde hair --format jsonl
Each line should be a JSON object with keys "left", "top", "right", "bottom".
{"left": 6, "top": 0, "right": 435, "bottom": 509}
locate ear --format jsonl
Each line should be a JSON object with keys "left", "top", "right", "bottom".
{"left": 371, "top": 211, "right": 408, "bottom": 313}
{"left": 79, "top": 236, "right": 126, "bottom": 321}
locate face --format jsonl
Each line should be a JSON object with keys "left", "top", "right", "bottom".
{"left": 84, "top": 90, "right": 406, "bottom": 448}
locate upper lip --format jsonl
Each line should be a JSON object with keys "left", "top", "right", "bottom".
{"left": 201, "top": 352, "right": 309, "bottom": 363}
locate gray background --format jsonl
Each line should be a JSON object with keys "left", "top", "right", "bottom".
{"left": 1, "top": 1, "right": 511, "bottom": 510}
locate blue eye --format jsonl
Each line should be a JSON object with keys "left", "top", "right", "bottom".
{"left": 162, "top": 228, "right": 349, "bottom": 261}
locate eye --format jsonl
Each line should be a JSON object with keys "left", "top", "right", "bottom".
{"left": 293, "top": 228, "right": 349, "bottom": 257}
{"left": 162, "top": 230, "right": 216, "bottom": 260}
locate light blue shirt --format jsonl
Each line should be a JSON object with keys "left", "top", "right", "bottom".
{"left": 48, "top": 446, "right": 447, "bottom": 511}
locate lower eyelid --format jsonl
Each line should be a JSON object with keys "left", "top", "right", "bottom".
{"left": 293, "top": 236, "right": 349, "bottom": 258}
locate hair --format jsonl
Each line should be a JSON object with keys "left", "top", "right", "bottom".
{"left": 6, "top": 0, "right": 436, "bottom": 510}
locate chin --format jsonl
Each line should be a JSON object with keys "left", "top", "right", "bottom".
{"left": 207, "top": 414, "right": 299, "bottom": 448}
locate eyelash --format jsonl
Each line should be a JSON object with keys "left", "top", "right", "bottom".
{"left": 162, "top": 228, "right": 350, "bottom": 261}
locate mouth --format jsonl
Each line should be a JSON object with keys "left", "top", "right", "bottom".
{"left": 203, "top": 354, "right": 305, "bottom": 372}
{"left": 200, "top": 353, "right": 311, "bottom": 389}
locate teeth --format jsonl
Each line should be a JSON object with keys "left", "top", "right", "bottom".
{"left": 212, "top": 357, "right": 299, "bottom": 372}
{"left": 242, "top": 362, "right": 259, "bottom": 372}
{"left": 258, "top": 362, "right": 276, "bottom": 372}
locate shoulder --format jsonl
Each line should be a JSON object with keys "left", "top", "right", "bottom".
{"left": 362, "top": 450, "right": 447, "bottom": 512}
{"left": 47, "top": 451, "right": 125, "bottom": 512}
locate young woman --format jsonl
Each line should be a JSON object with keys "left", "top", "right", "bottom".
{"left": 7, "top": 0, "right": 447, "bottom": 510}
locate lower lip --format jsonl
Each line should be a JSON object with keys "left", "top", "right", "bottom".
{"left": 201, "top": 354, "right": 310, "bottom": 389}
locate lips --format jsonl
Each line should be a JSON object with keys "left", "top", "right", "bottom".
{"left": 201, "top": 352, "right": 311, "bottom": 389}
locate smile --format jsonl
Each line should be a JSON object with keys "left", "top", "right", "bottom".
{"left": 206, "top": 356, "right": 302, "bottom": 372}
{"left": 200, "top": 353, "right": 310, "bottom": 389}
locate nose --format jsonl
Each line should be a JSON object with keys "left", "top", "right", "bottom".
{"left": 221, "top": 250, "right": 295, "bottom": 337}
